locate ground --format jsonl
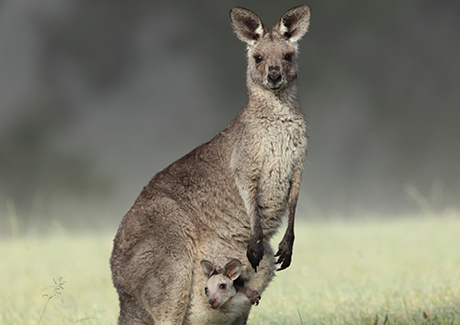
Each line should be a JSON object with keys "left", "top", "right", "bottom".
{"left": 1, "top": 214, "right": 459, "bottom": 324}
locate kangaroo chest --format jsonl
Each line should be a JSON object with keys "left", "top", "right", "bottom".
{"left": 256, "top": 114, "right": 306, "bottom": 219}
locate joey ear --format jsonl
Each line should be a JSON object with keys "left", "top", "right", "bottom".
{"left": 230, "top": 7, "right": 265, "bottom": 45}
{"left": 276, "top": 5, "right": 311, "bottom": 43}
{"left": 223, "top": 259, "right": 242, "bottom": 281}
{"left": 201, "top": 260, "right": 215, "bottom": 279}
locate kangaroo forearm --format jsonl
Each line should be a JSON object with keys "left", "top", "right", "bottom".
{"left": 235, "top": 284, "right": 260, "bottom": 304}
{"left": 286, "top": 168, "right": 302, "bottom": 237}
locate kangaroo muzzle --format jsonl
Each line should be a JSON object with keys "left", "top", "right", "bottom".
{"left": 267, "top": 66, "right": 282, "bottom": 89}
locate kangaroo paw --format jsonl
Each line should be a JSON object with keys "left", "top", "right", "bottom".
{"left": 275, "top": 237, "right": 293, "bottom": 271}
{"left": 247, "top": 236, "right": 264, "bottom": 272}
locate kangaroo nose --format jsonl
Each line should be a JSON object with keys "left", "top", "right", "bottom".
{"left": 209, "top": 298, "right": 219, "bottom": 308}
{"left": 268, "top": 73, "right": 282, "bottom": 84}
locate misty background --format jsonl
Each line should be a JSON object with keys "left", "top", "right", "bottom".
{"left": 1, "top": 0, "right": 459, "bottom": 235}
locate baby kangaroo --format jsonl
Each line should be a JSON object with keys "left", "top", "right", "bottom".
{"left": 201, "top": 259, "right": 261, "bottom": 309}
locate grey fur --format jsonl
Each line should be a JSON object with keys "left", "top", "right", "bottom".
{"left": 110, "top": 5, "right": 311, "bottom": 324}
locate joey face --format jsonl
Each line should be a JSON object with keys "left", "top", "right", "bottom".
{"left": 248, "top": 34, "right": 299, "bottom": 91}
{"left": 201, "top": 259, "right": 242, "bottom": 309}
{"left": 204, "top": 274, "right": 237, "bottom": 309}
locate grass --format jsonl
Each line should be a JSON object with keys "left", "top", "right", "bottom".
{"left": 0, "top": 233, "right": 117, "bottom": 324}
{"left": 250, "top": 215, "right": 460, "bottom": 324}
{"left": 38, "top": 276, "right": 67, "bottom": 325}
{"left": 1, "top": 215, "right": 459, "bottom": 324}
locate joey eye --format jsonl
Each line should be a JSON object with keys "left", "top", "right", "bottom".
{"left": 219, "top": 284, "right": 227, "bottom": 289}
{"left": 205, "top": 287, "right": 208, "bottom": 294}
{"left": 254, "top": 55, "right": 263, "bottom": 63}
{"left": 284, "top": 53, "right": 293, "bottom": 62}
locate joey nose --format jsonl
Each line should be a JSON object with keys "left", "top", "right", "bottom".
{"left": 209, "top": 298, "right": 219, "bottom": 308}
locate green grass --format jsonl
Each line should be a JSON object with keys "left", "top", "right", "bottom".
{"left": 0, "top": 233, "right": 117, "bottom": 324}
{"left": 1, "top": 215, "right": 459, "bottom": 324}
{"left": 251, "top": 215, "right": 460, "bottom": 324}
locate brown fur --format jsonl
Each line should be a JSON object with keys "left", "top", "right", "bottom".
{"left": 110, "top": 5, "right": 311, "bottom": 324}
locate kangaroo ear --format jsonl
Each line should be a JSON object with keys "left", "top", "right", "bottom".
{"left": 200, "top": 260, "right": 215, "bottom": 279}
{"left": 223, "top": 259, "right": 242, "bottom": 281}
{"left": 230, "top": 7, "right": 265, "bottom": 45}
{"left": 276, "top": 5, "right": 311, "bottom": 43}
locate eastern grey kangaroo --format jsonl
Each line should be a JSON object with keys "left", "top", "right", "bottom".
{"left": 111, "top": 5, "right": 311, "bottom": 324}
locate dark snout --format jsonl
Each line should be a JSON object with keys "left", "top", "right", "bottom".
{"left": 267, "top": 66, "right": 282, "bottom": 89}
{"left": 268, "top": 72, "right": 281, "bottom": 85}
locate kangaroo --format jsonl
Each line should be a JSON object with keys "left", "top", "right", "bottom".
{"left": 201, "top": 259, "right": 261, "bottom": 309}
{"left": 110, "top": 5, "right": 311, "bottom": 325}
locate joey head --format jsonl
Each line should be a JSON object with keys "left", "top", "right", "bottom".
{"left": 201, "top": 259, "right": 261, "bottom": 309}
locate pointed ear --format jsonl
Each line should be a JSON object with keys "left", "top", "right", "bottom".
{"left": 201, "top": 260, "right": 215, "bottom": 279}
{"left": 276, "top": 5, "right": 311, "bottom": 43}
{"left": 223, "top": 259, "right": 242, "bottom": 281}
{"left": 230, "top": 7, "right": 265, "bottom": 45}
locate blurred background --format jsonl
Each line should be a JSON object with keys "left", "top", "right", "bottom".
{"left": 1, "top": 0, "right": 459, "bottom": 236}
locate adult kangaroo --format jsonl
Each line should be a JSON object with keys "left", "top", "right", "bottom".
{"left": 111, "top": 5, "right": 311, "bottom": 324}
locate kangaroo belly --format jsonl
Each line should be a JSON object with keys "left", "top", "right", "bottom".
{"left": 257, "top": 162, "right": 293, "bottom": 233}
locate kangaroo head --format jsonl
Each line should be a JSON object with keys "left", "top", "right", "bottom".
{"left": 201, "top": 259, "right": 242, "bottom": 309}
{"left": 230, "top": 5, "right": 311, "bottom": 92}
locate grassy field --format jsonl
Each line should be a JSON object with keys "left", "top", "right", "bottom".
{"left": 1, "top": 215, "right": 459, "bottom": 324}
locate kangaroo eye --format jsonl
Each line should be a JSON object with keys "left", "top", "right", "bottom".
{"left": 254, "top": 55, "right": 263, "bottom": 63}
{"left": 205, "top": 287, "right": 208, "bottom": 294}
{"left": 284, "top": 53, "right": 293, "bottom": 62}
{"left": 219, "top": 284, "right": 227, "bottom": 289}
